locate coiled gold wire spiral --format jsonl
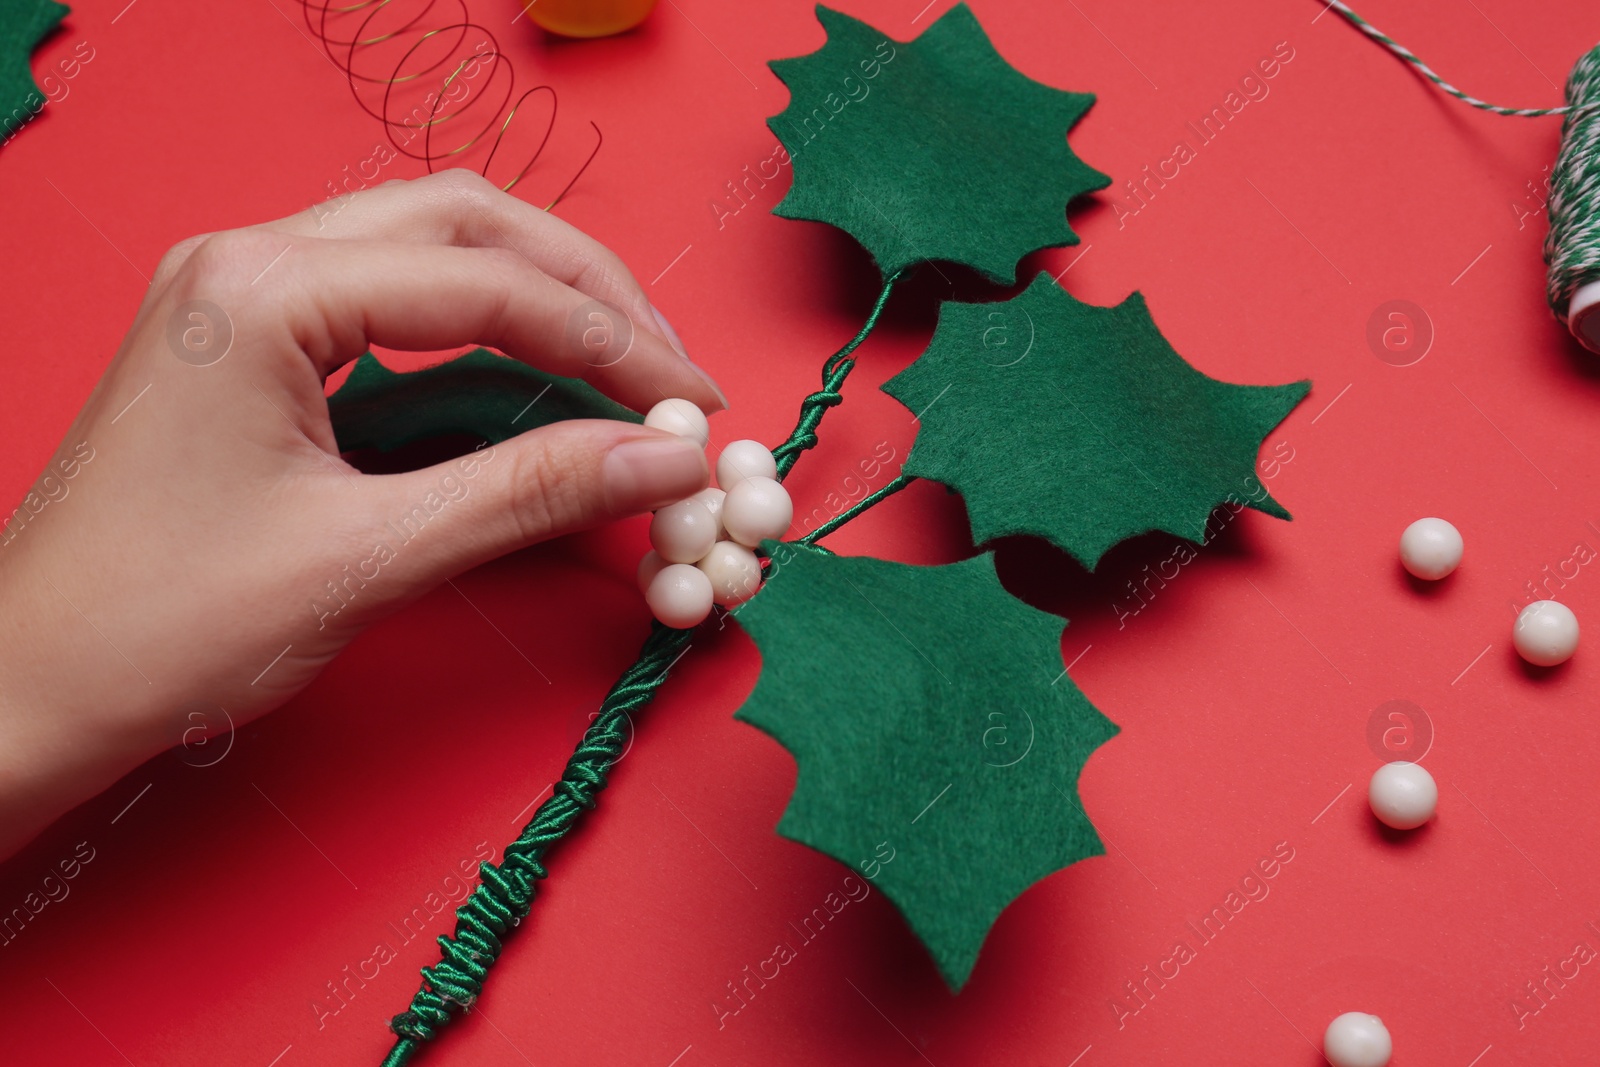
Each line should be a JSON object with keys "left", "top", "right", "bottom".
{"left": 300, "top": 0, "right": 601, "bottom": 207}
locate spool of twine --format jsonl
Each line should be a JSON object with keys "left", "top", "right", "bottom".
{"left": 1545, "top": 43, "right": 1600, "bottom": 350}
{"left": 1324, "top": 0, "right": 1600, "bottom": 352}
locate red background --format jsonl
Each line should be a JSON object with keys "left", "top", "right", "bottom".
{"left": 2, "top": 0, "right": 1597, "bottom": 1064}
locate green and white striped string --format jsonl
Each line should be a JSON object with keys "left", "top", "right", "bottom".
{"left": 1321, "top": 0, "right": 1600, "bottom": 325}
{"left": 1319, "top": 0, "right": 1570, "bottom": 116}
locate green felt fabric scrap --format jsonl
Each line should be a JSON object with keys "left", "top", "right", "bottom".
{"left": 733, "top": 542, "right": 1118, "bottom": 990}
{"left": 0, "top": 0, "right": 66, "bottom": 137}
{"left": 327, "top": 348, "right": 640, "bottom": 454}
{"left": 766, "top": 3, "right": 1109, "bottom": 285}
{"left": 882, "top": 274, "right": 1311, "bottom": 570}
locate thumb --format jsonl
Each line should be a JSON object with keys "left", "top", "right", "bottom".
{"left": 376, "top": 420, "right": 708, "bottom": 588}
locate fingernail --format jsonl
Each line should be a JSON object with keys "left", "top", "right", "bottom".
{"left": 650, "top": 304, "right": 688, "bottom": 357}
{"left": 652, "top": 303, "right": 691, "bottom": 358}
{"left": 602, "top": 435, "right": 708, "bottom": 514}
{"left": 650, "top": 303, "right": 728, "bottom": 410}
{"left": 691, "top": 362, "right": 730, "bottom": 411}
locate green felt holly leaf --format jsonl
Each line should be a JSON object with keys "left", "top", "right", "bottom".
{"left": 882, "top": 274, "right": 1311, "bottom": 570}
{"left": 327, "top": 348, "right": 640, "bottom": 454}
{"left": 766, "top": 3, "right": 1109, "bottom": 285}
{"left": 733, "top": 542, "right": 1118, "bottom": 990}
{"left": 0, "top": 0, "right": 67, "bottom": 138}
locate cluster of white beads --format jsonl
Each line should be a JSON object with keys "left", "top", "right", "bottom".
{"left": 636, "top": 400, "right": 792, "bottom": 629}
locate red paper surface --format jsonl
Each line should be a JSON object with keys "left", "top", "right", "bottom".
{"left": 2, "top": 1, "right": 1597, "bottom": 1064}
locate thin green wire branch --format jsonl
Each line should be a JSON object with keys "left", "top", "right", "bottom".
{"left": 772, "top": 269, "right": 906, "bottom": 478}
{"left": 379, "top": 267, "right": 910, "bottom": 1066}
{"left": 798, "top": 472, "right": 917, "bottom": 545}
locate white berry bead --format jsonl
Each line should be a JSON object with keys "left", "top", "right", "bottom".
{"left": 1323, "top": 1012, "right": 1391, "bottom": 1067}
{"left": 1514, "top": 600, "right": 1580, "bottom": 666}
{"left": 643, "top": 398, "right": 710, "bottom": 448}
{"left": 716, "top": 439, "right": 778, "bottom": 490}
{"left": 689, "top": 487, "right": 726, "bottom": 539}
{"left": 1368, "top": 761, "right": 1437, "bottom": 830}
{"left": 697, "top": 541, "right": 763, "bottom": 607}
{"left": 722, "top": 476, "right": 793, "bottom": 548}
{"left": 645, "top": 563, "right": 713, "bottom": 629}
{"left": 636, "top": 550, "right": 668, "bottom": 593}
{"left": 649, "top": 498, "right": 718, "bottom": 564}
{"left": 1398, "top": 517, "right": 1462, "bottom": 580}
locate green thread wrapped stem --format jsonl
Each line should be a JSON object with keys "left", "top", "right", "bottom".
{"left": 380, "top": 269, "right": 907, "bottom": 1065}
{"left": 798, "top": 472, "right": 916, "bottom": 544}
{"left": 772, "top": 269, "right": 906, "bottom": 478}
{"left": 381, "top": 1040, "right": 419, "bottom": 1066}
{"left": 382, "top": 624, "right": 691, "bottom": 1064}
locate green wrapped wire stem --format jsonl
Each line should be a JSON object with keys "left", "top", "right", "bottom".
{"left": 379, "top": 270, "right": 905, "bottom": 1064}
{"left": 381, "top": 623, "right": 691, "bottom": 1065}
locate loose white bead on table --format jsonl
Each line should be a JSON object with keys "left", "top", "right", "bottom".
{"left": 716, "top": 439, "right": 778, "bottom": 490}
{"left": 1513, "top": 600, "right": 1580, "bottom": 666}
{"left": 643, "top": 398, "right": 710, "bottom": 448}
{"left": 649, "top": 498, "right": 718, "bottom": 564}
{"left": 1398, "top": 517, "right": 1463, "bottom": 580}
{"left": 636, "top": 550, "right": 668, "bottom": 593}
{"left": 688, "top": 486, "right": 726, "bottom": 539}
{"left": 722, "top": 475, "right": 793, "bottom": 548}
{"left": 697, "top": 541, "right": 763, "bottom": 607}
{"left": 645, "top": 563, "right": 714, "bottom": 629}
{"left": 1368, "top": 761, "right": 1437, "bottom": 830}
{"left": 1323, "top": 1012, "right": 1391, "bottom": 1067}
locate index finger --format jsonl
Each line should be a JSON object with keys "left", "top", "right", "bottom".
{"left": 176, "top": 231, "right": 725, "bottom": 416}
{"left": 158, "top": 171, "right": 682, "bottom": 364}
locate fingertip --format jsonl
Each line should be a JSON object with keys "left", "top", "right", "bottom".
{"left": 650, "top": 304, "right": 688, "bottom": 358}
{"left": 644, "top": 304, "right": 727, "bottom": 412}
{"left": 689, "top": 362, "right": 730, "bottom": 413}
{"left": 627, "top": 334, "right": 727, "bottom": 415}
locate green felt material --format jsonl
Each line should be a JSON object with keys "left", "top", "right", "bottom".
{"left": 327, "top": 349, "right": 641, "bottom": 454}
{"left": 0, "top": 0, "right": 66, "bottom": 137}
{"left": 882, "top": 274, "right": 1311, "bottom": 570}
{"left": 733, "top": 542, "right": 1118, "bottom": 990}
{"left": 766, "top": 3, "right": 1108, "bottom": 285}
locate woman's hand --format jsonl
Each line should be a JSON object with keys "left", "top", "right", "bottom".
{"left": 0, "top": 170, "right": 722, "bottom": 859}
